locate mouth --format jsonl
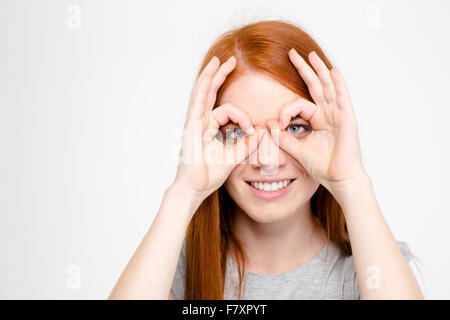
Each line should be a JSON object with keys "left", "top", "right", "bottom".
{"left": 245, "top": 178, "right": 297, "bottom": 200}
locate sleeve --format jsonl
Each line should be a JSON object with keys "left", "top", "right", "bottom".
{"left": 170, "top": 238, "right": 187, "bottom": 300}
{"left": 352, "top": 240, "right": 412, "bottom": 299}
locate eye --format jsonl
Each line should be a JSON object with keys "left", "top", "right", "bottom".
{"left": 286, "top": 123, "right": 311, "bottom": 137}
{"left": 224, "top": 127, "right": 246, "bottom": 142}
{"left": 216, "top": 127, "right": 246, "bottom": 143}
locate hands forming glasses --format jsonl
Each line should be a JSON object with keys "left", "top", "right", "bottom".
{"left": 173, "top": 49, "right": 367, "bottom": 201}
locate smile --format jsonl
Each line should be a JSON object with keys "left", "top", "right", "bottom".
{"left": 245, "top": 178, "right": 296, "bottom": 200}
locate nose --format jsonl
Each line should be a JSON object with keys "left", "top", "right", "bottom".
{"left": 249, "top": 126, "right": 286, "bottom": 173}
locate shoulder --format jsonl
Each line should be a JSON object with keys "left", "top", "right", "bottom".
{"left": 396, "top": 240, "right": 413, "bottom": 263}
{"left": 178, "top": 237, "right": 187, "bottom": 271}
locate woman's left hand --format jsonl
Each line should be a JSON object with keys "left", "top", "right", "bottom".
{"left": 266, "top": 48, "right": 368, "bottom": 194}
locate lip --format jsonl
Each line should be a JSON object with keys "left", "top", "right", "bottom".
{"left": 245, "top": 178, "right": 294, "bottom": 183}
{"left": 245, "top": 178, "right": 297, "bottom": 200}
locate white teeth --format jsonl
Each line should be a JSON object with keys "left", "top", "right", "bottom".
{"left": 250, "top": 179, "right": 292, "bottom": 192}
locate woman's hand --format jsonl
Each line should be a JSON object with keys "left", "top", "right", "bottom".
{"left": 172, "top": 55, "right": 264, "bottom": 203}
{"left": 266, "top": 49, "right": 367, "bottom": 196}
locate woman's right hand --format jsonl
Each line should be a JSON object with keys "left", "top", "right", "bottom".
{"left": 171, "top": 55, "right": 264, "bottom": 203}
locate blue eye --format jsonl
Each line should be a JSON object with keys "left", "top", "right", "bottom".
{"left": 215, "top": 127, "right": 246, "bottom": 143}
{"left": 287, "top": 124, "right": 311, "bottom": 136}
{"left": 225, "top": 128, "right": 246, "bottom": 142}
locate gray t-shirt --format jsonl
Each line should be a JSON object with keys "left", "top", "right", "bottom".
{"left": 170, "top": 238, "right": 412, "bottom": 300}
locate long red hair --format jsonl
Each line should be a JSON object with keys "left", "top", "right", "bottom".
{"left": 185, "top": 19, "right": 351, "bottom": 300}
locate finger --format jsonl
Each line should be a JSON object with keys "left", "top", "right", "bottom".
{"left": 233, "top": 128, "right": 265, "bottom": 165}
{"left": 277, "top": 97, "right": 319, "bottom": 129}
{"left": 187, "top": 56, "right": 220, "bottom": 121}
{"left": 308, "top": 51, "right": 337, "bottom": 105}
{"left": 288, "top": 48, "right": 327, "bottom": 106}
{"left": 266, "top": 119, "right": 303, "bottom": 161}
{"left": 205, "top": 56, "right": 237, "bottom": 112}
{"left": 211, "top": 103, "right": 255, "bottom": 134}
{"left": 330, "top": 67, "right": 354, "bottom": 113}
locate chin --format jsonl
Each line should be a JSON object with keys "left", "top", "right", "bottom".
{"left": 240, "top": 203, "right": 297, "bottom": 224}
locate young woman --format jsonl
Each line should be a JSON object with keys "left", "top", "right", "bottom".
{"left": 109, "top": 20, "right": 423, "bottom": 300}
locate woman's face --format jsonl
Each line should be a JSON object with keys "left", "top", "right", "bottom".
{"left": 219, "top": 71, "right": 320, "bottom": 223}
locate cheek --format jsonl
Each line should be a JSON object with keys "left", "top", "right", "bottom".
{"left": 223, "top": 166, "right": 246, "bottom": 199}
{"left": 291, "top": 171, "right": 321, "bottom": 211}
{"left": 299, "top": 176, "right": 321, "bottom": 199}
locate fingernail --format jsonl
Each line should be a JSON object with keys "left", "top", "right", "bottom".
{"left": 247, "top": 127, "right": 255, "bottom": 135}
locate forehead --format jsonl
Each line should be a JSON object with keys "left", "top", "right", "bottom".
{"left": 218, "top": 71, "right": 300, "bottom": 126}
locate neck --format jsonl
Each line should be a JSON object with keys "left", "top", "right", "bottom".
{"left": 230, "top": 202, "right": 328, "bottom": 275}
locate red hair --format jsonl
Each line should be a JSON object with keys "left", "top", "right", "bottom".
{"left": 185, "top": 19, "right": 351, "bottom": 300}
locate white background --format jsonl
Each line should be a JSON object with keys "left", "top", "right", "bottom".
{"left": 0, "top": 0, "right": 449, "bottom": 299}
